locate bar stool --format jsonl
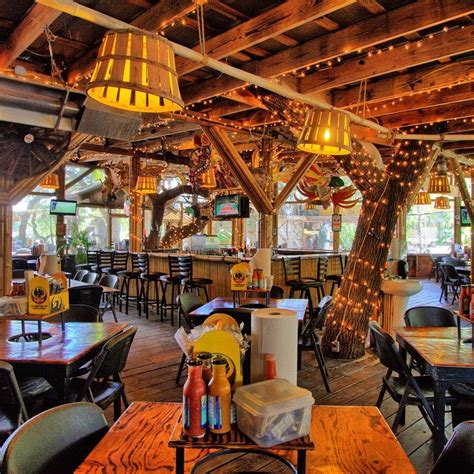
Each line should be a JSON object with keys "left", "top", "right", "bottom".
{"left": 104, "top": 252, "right": 129, "bottom": 308}
{"left": 76, "top": 250, "right": 99, "bottom": 272}
{"left": 118, "top": 253, "right": 141, "bottom": 315}
{"left": 283, "top": 257, "right": 323, "bottom": 317}
{"left": 137, "top": 253, "right": 165, "bottom": 319}
{"left": 326, "top": 255, "right": 345, "bottom": 296}
{"left": 96, "top": 250, "right": 114, "bottom": 277}
{"left": 160, "top": 256, "right": 181, "bottom": 325}
{"left": 178, "top": 255, "right": 213, "bottom": 302}
{"left": 314, "top": 256, "right": 328, "bottom": 300}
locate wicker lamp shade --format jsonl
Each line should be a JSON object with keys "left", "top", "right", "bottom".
{"left": 135, "top": 175, "right": 157, "bottom": 194}
{"left": 297, "top": 109, "right": 352, "bottom": 155}
{"left": 87, "top": 29, "right": 184, "bottom": 113}
{"left": 39, "top": 174, "right": 59, "bottom": 190}
{"left": 305, "top": 201, "right": 318, "bottom": 210}
{"left": 414, "top": 191, "right": 431, "bottom": 205}
{"left": 200, "top": 168, "right": 217, "bottom": 189}
{"left": 434, "top": 196, "right": 450, "bottom": 209}
{"left": 427, "top": 174, "right": 451, "bottom": 194}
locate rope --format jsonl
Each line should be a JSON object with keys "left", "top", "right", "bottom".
{"left": 195, "top": 0, "right": 207, "bottom": 61}
{"left": 44, "top": 25, "right": 65, "bottom": 84}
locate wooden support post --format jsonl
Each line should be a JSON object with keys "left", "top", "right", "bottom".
{"left": 333, "top": 205, "right": 340, "bottom": 252}
{"left": 454, "top": 197, "right": 462, "bottom": 246}
{"left": 471, "top": 167, "right": 474, "bottom": 281}
{"left": 0, "top": 178, "right": 13, "bottom": 297}
{"left": 129, "top": 156, "right": 143, "bottom": 252}
{"left": 258, "top": 138, "right": 273, "bottom": 249}
{"left": 232, "top": 218, "right": 244, "bottom": 249}
{"left": 56, "top": 165, "right": 66, "bottom": 256}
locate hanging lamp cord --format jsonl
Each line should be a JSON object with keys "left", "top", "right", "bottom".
{"left": 195, "top": 0, "right": 207, "bottom": 63}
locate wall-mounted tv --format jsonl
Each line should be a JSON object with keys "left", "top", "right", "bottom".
{"left": 50, "top": 199, "right": 77, "bottom": 216}
{"left": 214, "top": 194, "right": 250, "bottom": 219}
{"left": 461, "top": 206, "right": 471, "bottom": 227}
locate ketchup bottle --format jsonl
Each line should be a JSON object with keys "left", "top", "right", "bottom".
{"left": 183, "top": 359, "right": 207, "bottom": 438}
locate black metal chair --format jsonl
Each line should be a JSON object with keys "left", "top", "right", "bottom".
{"left": 98, "top": 274, "right": 119, "bottom": 322}
{"left": 119, "top": 252, "right": 141, "bottom": 315}
{"left": 69, "top": 285, "right": 103, "bottom": 310}
{"left": 0, "top": 402, "right": 109, "bottom": 474}
{"left": 106, "top": 251, "right": 129, "bottom": 275}
{"left": 137, "top": 253, "right": 165, "bottom": 319}
{"left": 439, "top": 264, "right": 468, "bottom": 304}
{"left": 209, "top": 308, "right": 253, "bottom": 335}
{"left": 175, "top": 293, "right": 203, "bottom": 385}
{"left": 178, "top": 255, "right": 213, "bottom": 302}
{"left": 73, "top": 270, "right": 89, "bottom": 281}
{"left": 404, "top": 306, "right": 457, "bottom": 328}
{"left": 96, "top": 250, "right": 114, "bottom": 276}
{"left": 82, "top": 272, "right": 100, "bottom": 285}
{"left": 49, "top": 304, "right": 99, "bottom": 323}
{"left": 326, "top": 255, "right": 345, "bottom": 296}
{"left": 68, "top": 327, "right": 137, "bottom": 420}
{"left": 431, "top": 421, "right": 474, "bottom": 474}
{"left": 60, "top": 255, "right": 76, "bottom": 276}
{"left": 449, "top": 383, "right": 474, "bottom": 428}
{"left": 12, "top": 259, "right": 29, "bottom": 271}
{"left": 76, "top": 250, "right": 100, "bottom": 272}
{"left": 369, "top": 321, "right": 456, "bottom": 435}
{"left": 160, "top": 256, "right": 182, "bottom": 325}
{"left": 298, "top": 296, "right": 332, "bottom": 392}
{"left": 270, "top": 285, "right": 284, "bottom": 299}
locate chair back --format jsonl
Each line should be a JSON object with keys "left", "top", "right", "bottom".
{"left": 73, "top": 270, "right": 89, "bottom": 281}
{"left": 301, "top": 296, "right": 332, "bottom": 341}
{"left": 99, "top": 274, "right": 119, "bottom": 289}
{"left": 0, "top": 362, "right": 28, "bottom": 424}
{"left": 178, "top": 256, "right": 193, "bottom": 280}
{"left": 168, "top": 255, "right": 180, "bottom": 277}
{"left": 442, "top": 256, "right": 466, "bottom": 267}
{"left": 404, "top": 306, "right": 456, "bottom": 328}
{"left": 368, "top": 321, "right": 408, "bottom": 375}
{"left": 0, "top": 402, "right": 108, "bottom": 474}
{"left": 86, "top": 250, "right": 99, "bottom": 266}
{"left": 69, "top": 285, "right": 103, "bottom": 309}
{"left": 431, "top": 421, "right": 474, "bottom": 474}
{"left": 61, "top": 256, "right": 76, "bottom": 274}
{"left": 329, "top": 255, "right": 344, "bottom": 275}
{"left": 11, "top": 259, "right": 29, "bottom": 270}
{"left": 137, "top": 253, "right": 149, "bottom": 275}
{"left": 176, "top": 293, "right": 202, "bottom": 328}
{"left": 283, "top": 258, "right": 301, "bottom": 282}
{"left": 112, "top": 252, "right": 128, "bottom": 271}
{"left": 316, "top": 257, "right": 328, "bottom": 280}
{"left": 209, "top": 308, "right": 253, "bottom": 334}
{"left": 270, "top": 286, "right": 284, "bottom": 299}
{"left": 130, "top": 253, "right": 140, "bottom": 273}
{"left": 441, "top": 264, "right": 460, "bottom": 281}
{"left": 99, "top": 251, "right": 114, "bottom": 269}
{"left": 49, "top": 304, "right": 99, "bottom": 323}
{"left": 82, "top": 272, "right": 99, "bottom": 285}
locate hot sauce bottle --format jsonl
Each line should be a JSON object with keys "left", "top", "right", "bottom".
{"left": 196, "top": 352, "right": 213, "bottom": 385}
{"left": 183, "top": 359, "right": 207, "bottom": 439}
{"left": 208, "top": 358, "right": 231, "bottom": 434}
{"left": 264, "top": 353, "right": 277, "bottom": 380}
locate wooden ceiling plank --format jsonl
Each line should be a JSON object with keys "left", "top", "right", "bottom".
{"left": 175, "top": 0, "right": 356, "bottom": 77}
{"left": 444, "top": 142, "right": 474, "bottom": 150}
{"left": 314, "top": 17, "right": 340, "bottom": 31}
{"left": 443, "top": 119, "right": 474, "bottom": 134}
{"left": 357, "top": 0, "right": 386, "bottom": 14}
{"left": 182, "top": 0, "right": 474, "bottom": 104}
{"left": 0, "top": 4, "right": 62, "bottom": 68}
{"left": 300, "top": 24, "right": 474, "bottom": 94}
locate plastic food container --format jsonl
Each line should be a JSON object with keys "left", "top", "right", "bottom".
{"left": 233, "top": 378, "right": 314, "bottom": 447}
{"left": 0, "top": 296, "right": 28, "bottom": 317}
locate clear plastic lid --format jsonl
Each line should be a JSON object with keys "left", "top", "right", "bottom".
{"left": 233, "top": 379, "right": 314, "bottom": 416}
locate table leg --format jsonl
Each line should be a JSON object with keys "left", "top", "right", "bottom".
{"left": 433, "top": 380, "right": 448, "bottom": 460}
{"left": 297, "top": 451, "right": 306, "bottom": 474}
{"left": 176, "top": 447, "right": 184, "bottom": 474}
{"left": 60, "top": 312, "right": 65, "bottom": 332}
{"left": 457, "top": 316, "right": 461, "bottom": 340}
{"left": 38, "top": 321, "right": 42, "bottom": 344}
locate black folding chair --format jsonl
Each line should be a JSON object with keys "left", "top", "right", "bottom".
{"left": 69, "top": 285, "right": 103, "bottom": 310}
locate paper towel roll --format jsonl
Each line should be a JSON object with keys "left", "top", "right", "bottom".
{"left": 251, "top": 308, "right": 298, "bottom": 385}
{"left": 40, "top": 255, "right": 59, "bottom": 275}
{"left": 250, "top": 248, "right": 272, "bottom": 278}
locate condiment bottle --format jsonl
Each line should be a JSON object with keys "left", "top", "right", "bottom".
{"left": 264, "top": 353, "right": 277, "bottom": 380}
{"left": 196, "top": 351, "right": 213, "bottom": 385}
{"left": 252, "top": 269, "right": 259, "bottom": 289}
{"left": 183, "top": 359, "right": 207, "bottom": 439}
{"left": 460, "top": 285, "right": 471, "bottom": 316}
{"left": 208, "top": 358, "right": 231, "bottom": 434}
{"left": 470, "top": 295, "right": 474, "bottom": 322}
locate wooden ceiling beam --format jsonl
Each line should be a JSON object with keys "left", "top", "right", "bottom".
{"left": 333, "top": 60, "right": 474, "bottom": 108}
{"left": 176, "top": 0, "right": 355, "bottom": 77}
{"left": 300, "top": 24, "right": 474, "bottom": 93}
{"left": 314, "top": 17, "right": 340, "bottom": 31}
{"left": 443, "top": 119, "right": 474, "bottom": 134}
{"left": 182, "top": 0, "right": 474, "bottom": 104}
{"left": 357, "top": 0, "right": 385, "bottom": 14}
{"left": 0, "top": 4, "right": 62, "bottom": 68}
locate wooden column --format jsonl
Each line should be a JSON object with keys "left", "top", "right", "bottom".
{"left": 471, "top": 167, "right": 474, "bottom": 280}
{"left": 333, "top": 205, "right": 340, "bottom": 251}
{"left": 56, "top": 165, "right": 66, "bottom": 255}
{"left": 258, "top": 137, "right": 273, "bottom": 248}
{"left": 129, "top": 156, "right": 143, "bottom": 252}
{"left": 454, "top": 197, "right": 462, "bottom": 245}
{"left": 0, "top": 178, "right": 13, "bottom": 297}
{"left": 232, "top": 218, "right": 244, "bottom": 248}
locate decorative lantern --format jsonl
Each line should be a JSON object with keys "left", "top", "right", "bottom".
{"left": 39, "top": 174, "right": 59, "bottom": 190}
{"left": 305, "top": 201, "right": 319, "bottom": 210}
{"left": 428, "top": 158, "right": 451, "bottom": 194}
{"left": 297, "top": 109, "right": 352, "bottom": 155}
{"left": 135, "top": 176, "right": 157, "bottom": 194}
{"left": 414, "top": 191, "right": 431, "bottom": 205}
{"left": 200, "top": 168, "right": 217, "bottom": 189}
{"left": 87, "top": 29, "right": 184, "bottom": 113}
{"left": 434, "top": 196, "right": 450, "bottom": 209}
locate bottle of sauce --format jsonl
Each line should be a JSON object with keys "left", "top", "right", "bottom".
{"left": 460, "top": 285, "right": 471, "bottom": 316}
{"left": 252, "top": 269, "right": 259, "bottom": 289}
{"left": 196, "top": 352, "right": 213, "bottom": 385}
{"left": 264, "top": 353, "right": 277, "bottom": 380}
{"left": 183, "top": 359, "right": 207, "bottom": 439}
{"left": 208, "top": 358, "right": 231, "bottom": 434}
{"left": 470, "top": 295, "right": 474, "bottom": 322}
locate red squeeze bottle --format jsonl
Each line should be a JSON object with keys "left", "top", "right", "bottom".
{"left": 470, "top": 296, "right": 474, "bottom": 322}
{"left": 264, "top": 353, "right": 277, "bottom": 380}
{"left": 183, "top": 359, "right": 207, "bottom": 439}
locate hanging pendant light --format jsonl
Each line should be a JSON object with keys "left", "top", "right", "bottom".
{"left": 297, "top": 109, "right": 352, "bottom": 155}
{"left": 87, "top": 29, "right": 184, "bottom": 113}
{"left": 135, "top": 175, "right": 157, "bottom": 194}
{"left": 200, "top": 167, "right": 217, "bottom": 189}
{"left": 39, "top": 174, "right": 59, "bottom": 190}
{"left": 305, "top": 201, "right": 318, "bottom": 210}
{"left": 428, "top": 158, "right": 451, "bottom": 194}
{"left": 415, "top": 190, "right": 432, "bottom": 205}
{"left": 434, "top": 196, "right": 450, "bottom": 209}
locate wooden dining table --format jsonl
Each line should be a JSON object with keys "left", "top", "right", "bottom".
{"left": 77, "top": 402, "right": 415, "bottom": 473}
{"left": 395, "top": 326, "right": 474, "bottom": 459}
{"left": 0, "top": 320, "right": 127, "bottom": 403}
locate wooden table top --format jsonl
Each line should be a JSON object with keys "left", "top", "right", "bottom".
{"left": 189, "top": 297, "right": 308, "bottom": 321}
{"left": 395, "top": 327, "right": 474, "bottom": 368}
{"left": 69, "top": 279, "right": 120, "bottom": 294}
{"left": 0, "top": 320, "right": 127, "bottom": 365}
{"left": 77, "top": 402, "right": 415, "bottom": 473}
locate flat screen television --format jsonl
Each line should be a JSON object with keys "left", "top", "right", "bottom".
{"left": 214, "top": 194, "right": 249, "bottom": 219}
{"left": 49, "top": 199, "right": 77, "bottom": 216}
{"left": 461, "top": 206, "right": 471, "bottom": 227}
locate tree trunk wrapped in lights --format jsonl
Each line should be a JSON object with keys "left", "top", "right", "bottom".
{"left": 322, "top": 141, "right": 439, "bottom": 359}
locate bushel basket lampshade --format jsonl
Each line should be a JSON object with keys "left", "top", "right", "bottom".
{"left": 200, "top": 168, "right": 217, "bottom": 189}
{"left": 434, "top": 196, "right": 450, "bottom": 209}
{"left": 297, "top": 109, "right": 352, "bottom": 155}
{"left": 135, "top": 175, "right": 157, "bottom": 194}
{"left": 87, "top": 29, "right": 184, "bottom": 113}
{"left": 415, "top": 191, "right": 431, "bottom": 205}
{"left": 39, "top": 174, "right": 59, "bottom": 190}
{"left": 427, "top": 175, "right": 451, "bottom": 194}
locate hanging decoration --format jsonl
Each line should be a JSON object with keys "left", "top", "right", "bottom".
{"left": 87, "top": 29, "right": 183, "bottom": 113}
{"left": 39, "top": 174, "right": 59, "bottom": 190}
{"left": 200, "top": 167, "right": 217, "bottom": 189}
{"left": 434, "top": 196, "right": 451, "bottom": 209}
{"left": 189, "top": 134, "right": 211, "bottom": 189}
{"left": 414, "top": 190, "right": 432, "bottom": 205}
{"left": 331, "top": 186, "right": 359, "bottom": 208}
{"left": 328, "top": 175, "right": 345, "bottom": 188}
{"left": 427, "top": 157, "right": 451, "bottom": 194}
{"left": 135, "top": 175, "right": 158, "bottom": 195}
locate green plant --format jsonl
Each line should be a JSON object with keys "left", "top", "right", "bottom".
{"left": 70, "top": 224, "right": 91, "bottom": 264}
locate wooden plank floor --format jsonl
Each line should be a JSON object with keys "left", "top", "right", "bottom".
{"left": 107, "top": 278, "right": 457, "bottom": 473}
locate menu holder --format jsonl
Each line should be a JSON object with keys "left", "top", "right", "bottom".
{"left": 168, "top": 414, "right": 314, "bottom": 474}
{"left": 232, "top": 287, "right": 270, "bottom": 307}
